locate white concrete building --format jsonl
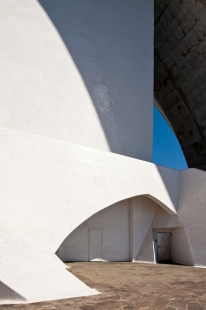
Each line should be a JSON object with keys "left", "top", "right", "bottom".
{"left": 0, "top": 0, "right": 206, "bottom": 304}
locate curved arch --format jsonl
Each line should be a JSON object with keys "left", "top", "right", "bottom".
{"left": 0, "top": 127, "right": 178, "bottom": 254}
{"left": 0, "top": 0, "right": 178, "bottom": 256}
{"left": 56, "top": 194, "right": 165, "bottom": 262}
{"left": 154, "top": 0, "right": 206, "bottom": 170}
{"left": 144, "top": 194, "right": 174, "bottom": 213}
{"left": 56, "top": 193, "right": 174, "bottom": 255}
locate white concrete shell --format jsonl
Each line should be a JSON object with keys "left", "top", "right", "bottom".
{"left": 0, "top": 0, "right": 206, "bottom": 304}
{"left": 0, "top": 0, "right": 153, "bottom": 161}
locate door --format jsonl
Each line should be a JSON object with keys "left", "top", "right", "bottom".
{"left": 157, "top": 232, "right": 172, "bottom": 262}
{"left": 88, "top": 229, "right": 102, "bottom": 261}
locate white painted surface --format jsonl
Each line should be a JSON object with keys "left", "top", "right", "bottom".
{"left": 89, "top": 229, "right": 102, "bottom": 261}
{"left": 57, "top": 200, "right": 130, "bottom": 262}
{"left": 172, "top": 227, "right": 194, "bottom": 266}
{"left": 0, "top": 128, "right": 178, "bottom": 254}
{"left": 136, "top": 226, "right": 156, "bottom": 263}
{"left": 0, "top": 0, "right": 178, "bottom": 260}
{"left": 0, "top": 0, "right": 181, "bottom": 300}
{"left": 130, "top": 196, "right": 157, "bottom": 261}
{"left": 0, "top": 0, "right": 154, "bottom": 161}
{"left": 1, "top": 0, "right": 206, "bottom": 305}
{"left": 136, "top": 168, "right": 206, "bottom": 267}
{"left": 148, "top": 169, "right": 206, "bottom": 267}
{"left": 0, "top": 221, "right": 98, "bottom": 304}
{"left": 178, "top": 169, "right": 206, "bottom": 266}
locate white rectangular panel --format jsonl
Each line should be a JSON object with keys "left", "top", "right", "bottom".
{"left": 89, "top": 229, "right": 102, "bottom": 261}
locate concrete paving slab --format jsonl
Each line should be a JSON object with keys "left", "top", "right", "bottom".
{"left": 1, "top": 263, "right": 206, "bottom": 309}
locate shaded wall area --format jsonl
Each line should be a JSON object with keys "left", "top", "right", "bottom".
{"left": 56, "top": 196, "right": 160, "bottom": 263}
{"left": 154, "top": 0, "right": 206, "bottom": 170}
{"left": 0, "top": 128, "right": 178, "bottom": 254}
{"left": 56, "top": 199, "right": 130, "bottom": 262}
{"left": 38, "top": 0, "right": 154, "bottom": 161}
{"left": 57, "top": 185, "right": 204, "bottom": 267}
{"left": 137, "top": 168, "right": 206, "bottom": 267}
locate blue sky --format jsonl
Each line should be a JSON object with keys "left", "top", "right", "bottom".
{"left": 152, "top": 106, "right": 188, "bottom": 170}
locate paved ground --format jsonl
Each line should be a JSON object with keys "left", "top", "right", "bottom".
{"left": 1, "top": 262, "right": 206, "bottom": 310}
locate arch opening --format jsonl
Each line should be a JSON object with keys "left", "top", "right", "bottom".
{"left": 56, "top": 195, "right": 167, "bottom": 262}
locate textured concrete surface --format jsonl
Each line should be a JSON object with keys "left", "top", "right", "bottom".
{"left": 37, "top": 0, "right": 154, "bottom": 161}
{"left": 154, "top": 0, "right": 206, "bottom": 170}
{"left": 0, "top": 127, "right": 181, "bottom": 303}
{"left": 56, "top": 196, "right": 158, "bottom": 263}
{"left": 2, "top": 263, "right": 206, "bottom": 309}
{"left": 0, "top": 0, "right": 154, "bottom": 161}
{"left": 56, "top": 199, "right": 131, "bottom": 262}
{"left": 0, "top": 222, "right": 98, "bottom": 304}
{"left": 137, "top": 169, "right": 206, "bottom": 267}
{"left": 2, "top": 0, "right": 206, "bottom": 305}
{"left": 0, "top": 128, "right": 178, "bottom": 254}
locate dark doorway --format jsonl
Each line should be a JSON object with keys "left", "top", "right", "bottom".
{"left": 157, "top": 232, "right": 172, "bottom": 263}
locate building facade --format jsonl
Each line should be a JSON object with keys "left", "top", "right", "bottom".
{"left": 0, "top": 0, "right": 206, "bottom": 304}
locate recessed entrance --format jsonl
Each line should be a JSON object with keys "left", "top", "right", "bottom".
{"left": 157, "top": 232, "right": 172, "bottom": 263}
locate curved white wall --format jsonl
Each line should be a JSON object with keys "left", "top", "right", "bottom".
{"left": 135, "top": 168, "right": 206, "bottom": 267}
{"left": 0, "top": 221, "right": 98, "bottom": 304}
{"left": 56, "top": 195, "right": 161, "bottom": 263}
{"left": 2, "top": 0, "right": 206, "bottom": 304}
{"left": 57, "top": 199, "right": 130, "bottom": 262}
{"left": 0, "top": 0, "right": 153, "bottom": 161}
{"left": 0, "top": 128, "right": 178, "bottom": 253}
